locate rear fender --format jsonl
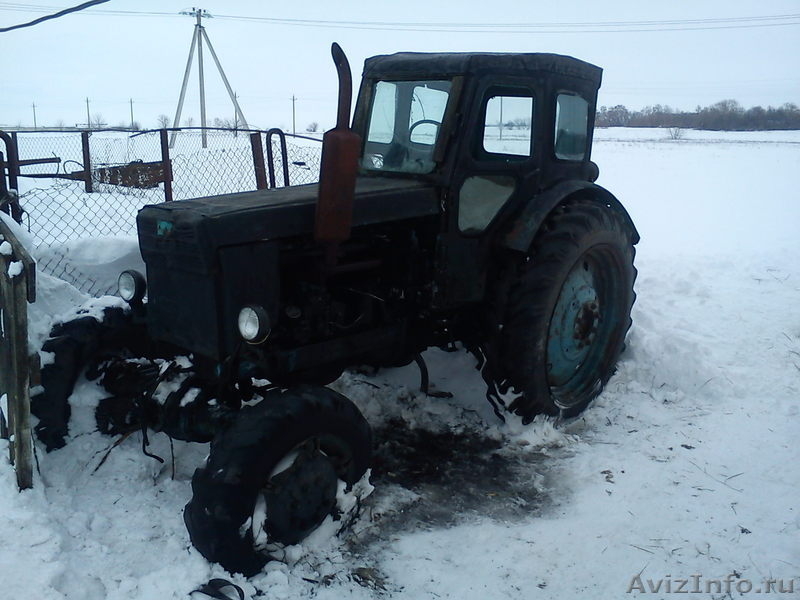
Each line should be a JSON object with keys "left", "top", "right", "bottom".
{"left": 500, "top": 180, "right": 639, "bottom": 253}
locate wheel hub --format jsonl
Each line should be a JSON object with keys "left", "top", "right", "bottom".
{"left": 547, "top": 261, "right": 601, "bottom": 387}
{"left": 574, "top": 302, "right": 600, "bottom": 349}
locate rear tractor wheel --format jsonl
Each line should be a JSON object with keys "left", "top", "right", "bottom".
{"left": 184, "top": 385, "right": 372, "bottom": 576}
{"left": 500, "top": 199, "right": 637, "bottom": 421}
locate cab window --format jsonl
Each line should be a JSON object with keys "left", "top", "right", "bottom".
{"left": 362, "top": 79, "right": 451, "bottom": 174}
{"left": 555, "top": 93, "right": 589, "bottom": 160}
{"left": 458, "top": 175, "right": 515, "bottom": 233}
{"left": 480, "top": 92, "right": 534, "bottom": 158}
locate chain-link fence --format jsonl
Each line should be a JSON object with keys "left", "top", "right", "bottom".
{"left": 4, "top": 127, "right": 322, "bottom": 295}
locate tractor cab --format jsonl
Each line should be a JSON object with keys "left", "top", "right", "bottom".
{"left": 352, "top": 52, "right": 604, "bottom": 304}
{"left": 353, "top": 51, "right": 602, "bottom": 187}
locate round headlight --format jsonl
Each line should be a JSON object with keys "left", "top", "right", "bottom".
{"left": 238, "top": 305, "right": 271, "bottom": 344}
{"left": 118, "top": 270, "right": 146, "bottom": 303}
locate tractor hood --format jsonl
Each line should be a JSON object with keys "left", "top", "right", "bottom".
{"left": 136, "top": 177, "right": 439, "bottom": 247}
{"left": 136, "top": 177, "right": 439, "bottom": 359}
{"left": 138, "top": 177, "right": 438, "bottom": 256}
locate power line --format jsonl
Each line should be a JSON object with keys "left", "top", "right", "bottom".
{"left": 0, "top": 0, "right": 109, "bottom": 32}
{"left": 1, "top": 4, "right": 799, "bottom": 32}
{"left": 0, "top": 3, "right": 177, "bottom": 17}
{"left": 2, "top": 3, "right": 797, "bottom": 26}
{"left": 210, "top": 12, "right": 800, "bottom": 29}
{"left": 216, "top": 21, "right": 800, "bottom": 34}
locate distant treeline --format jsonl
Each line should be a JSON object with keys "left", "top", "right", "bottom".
{"left": 596, "top": 100, "right": 800, "bottom": 131}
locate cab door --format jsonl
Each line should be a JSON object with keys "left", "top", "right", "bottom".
{"left": 435, "top": 80, "right": 541, "bottom": 307}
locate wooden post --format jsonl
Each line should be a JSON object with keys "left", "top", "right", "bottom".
{"left": 0, "top": 219, "right": 36, "bottom": 490}
{"left": 8, "top": 267, "right": 32, "bottom": 489}
{"left": 81, "top": 131, "right": 93, "bottom": 193}
{"left": 0, "top": 253, "right": 11, "bottom": 444}
{"left": 250, "top": 132, "right": 268, "bottom": 190}
{"left": 159, "top": 129, "right": 174, "bottom": 202}
{"left": 0, "top": 246, "right": 14, "bottom": 455}
{"left": 0, "top": 260, "right": 33, "bottom": 490}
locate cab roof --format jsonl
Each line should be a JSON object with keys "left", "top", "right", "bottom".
{"left": 362, "top": 52, "right": 602, "bottom": 85}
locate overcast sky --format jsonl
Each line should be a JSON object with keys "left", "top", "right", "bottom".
{"left": 1, "top": 1, "right": 798, "bottom": 130}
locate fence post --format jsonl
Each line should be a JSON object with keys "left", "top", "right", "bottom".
{"left": 159, "top": 129, "right": 174, "bottom": 202}
{"left": 0, "top": 131, "right": 23, "bottom": 223}
{"left": 9, "top": 134, "right": 20, "bottom": 202}
{"left": 0, "top": 219, "right": 36, "bottom": 490}
{"left": 9, "top": 132, "right": 20, "bottom": 191}
{"left": 81, "top": 131, "right": 93, "bottom": 193}
{"left": 250, "top": 132, "right": 268, "bottom": 190}
{"left": 8, "top": 265, "right": 33, "bottom": 490}
{"left": 265, "top": 135, "right": 276, "bottom": 189}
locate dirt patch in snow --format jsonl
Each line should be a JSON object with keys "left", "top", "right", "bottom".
{"left": 352, "top": 420, "right": 551, "bottom": 544}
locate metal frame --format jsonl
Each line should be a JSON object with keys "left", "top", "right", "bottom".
{"left": 265, "top": 128, "right": 290, "bottom": 188}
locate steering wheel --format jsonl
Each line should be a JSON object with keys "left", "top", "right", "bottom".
{"left": 408, "top": 119, "right": 442, "bottom": 140}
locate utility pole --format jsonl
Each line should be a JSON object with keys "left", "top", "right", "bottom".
{"left": 233, "top": 92, "right": 239, "bottom": 136}
{"left": 129, "top": 98, "right": 135, "bottom": 129}
{"left": 31, "top": 102, "right": 37, "bottom": 128}
{"left": 292, "top": 95, "right": 296, "bottom": 135}
{"left": 196, "top": 8, "right": 207, "bottom": 147}
{"left": 85, "top": 97, "right": 91, "bottom": 129}
{"left": 499, "top": 96, "right": 503, "bottom": 140}
{"left": 171, "top": 7, "right": 249, "bottom": 148}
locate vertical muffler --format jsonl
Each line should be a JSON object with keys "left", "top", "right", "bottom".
{"left": 315, "top": 43, "right": 362, "bottom": 249}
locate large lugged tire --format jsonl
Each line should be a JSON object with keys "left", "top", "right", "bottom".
{"left": 184, "top": 386, "right": 372, "bottom": 576}
{"left": 500, "top": 199, "right": 637, "bottom": 421}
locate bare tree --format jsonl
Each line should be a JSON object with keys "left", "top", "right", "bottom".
{"left": 213, "top": 117, "right": 237, "bottom": 129}
{"left": 183, "top": 116, "right": 195, "bottom": 127}
{"left": 306, "top": 121, "right": 319, "bottom": 133}
{"left": 90, "top": 113, "right": 106, "bottom": 128}
{"left": 156, "top": 114, "right": 170, "bottom": 128}
{"left": 667, "top": 127, "right": 684, "bottom": 140}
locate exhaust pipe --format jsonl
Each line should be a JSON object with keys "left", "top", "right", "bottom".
{"left": 315, "top": 43, "right": 362, "bottom": 247}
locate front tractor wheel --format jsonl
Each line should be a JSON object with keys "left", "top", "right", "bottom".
{"left": 501, "top": 199, "right": 637, "bottom": 421}
{"left": 184, "top": 386, "right": 372, "bottom": 576}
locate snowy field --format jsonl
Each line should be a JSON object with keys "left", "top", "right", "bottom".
{"left": 1, "top": 128, "right": 799, "bottom": 599}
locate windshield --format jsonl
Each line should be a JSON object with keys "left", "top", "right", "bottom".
{"left": 362, "top": 79, "right": 452, "bottom": 174}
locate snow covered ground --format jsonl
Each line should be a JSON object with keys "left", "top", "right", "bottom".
{"left": 1, "top": 128, "right": 798, "bottom": 599}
